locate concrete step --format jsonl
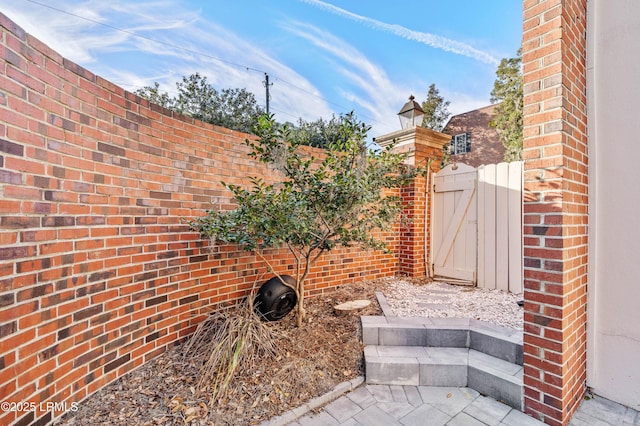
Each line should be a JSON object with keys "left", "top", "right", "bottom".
{"left": 364, "top": 346, "right": 523, "bottom": 410}
{"left": 361, "top": 316, "right": 523, "bottom": 365}
{"left": 468, "top": 349, "right": 523, "bottom": 411}
{"left": 361, "top": 316, "right": 524, "bottom": 410}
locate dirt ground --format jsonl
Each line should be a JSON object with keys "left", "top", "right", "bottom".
{"left": 55, "top": 279, "right": 393, "bottom": 426}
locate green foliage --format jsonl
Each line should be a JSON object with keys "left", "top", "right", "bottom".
{"left": 137, "top": 74, "right": 349, "bottom": 147}
{"left": 173, "top": 73, "right": 218, "bottom": 120}
{"left": 214, "top": 87, "right": 264, "bottom": 134}
{"left": 189, "top": 112, "right": 419, "bottom": 326}
{"left": 136, "top": 82, "right": 175, "bottom": 109}
{"left": 421, "top": 83, "right": 451, "bottom": 132}
{"left": 440, "top": 144, "right": 451, "bottom": 168}
{"left": 287, "top": 115, "right": 346, "bottom": 149}
{"left": 136, "top": 73, "right": 264, "bottom": 134}
{"left": 490, "top": 49, "right": 523, "bottom": 162}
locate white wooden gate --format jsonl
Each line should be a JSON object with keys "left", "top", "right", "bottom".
{"left": 431, "top": 163, "right": 477, "bottom": 283}
{"left": 431, "top": 162, "right": 523, "bottom": 293}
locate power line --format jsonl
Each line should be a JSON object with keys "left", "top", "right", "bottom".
{"left": 24, "top": 0, "right": 265, "bottom": 75}
{"left": 22, "top": 0, "right": 398, "bottom": 131}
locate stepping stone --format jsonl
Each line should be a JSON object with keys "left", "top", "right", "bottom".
{"left": 416, "top": 302, "right": 451, "bottom": 310}
{"left": 415, "top": 295, "right": 450, "bottom": 302}
{"left": 334, "top": 300, "right": 371, "bottom": 316}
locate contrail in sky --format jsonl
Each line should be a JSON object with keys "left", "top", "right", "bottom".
{"left": 299, "top": 0, "right": 500, "bottom": 65}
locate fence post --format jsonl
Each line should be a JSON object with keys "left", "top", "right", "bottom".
{"left": 374, "top": 127, "right": 450, "bottom": 277}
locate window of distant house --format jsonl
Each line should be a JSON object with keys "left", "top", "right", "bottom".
{"left": 449, "top": 132, "right": 471, "bottom": 155}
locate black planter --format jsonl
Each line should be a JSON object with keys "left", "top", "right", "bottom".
{"left": 254, "top": 275, "right": 297, "bottom": 321}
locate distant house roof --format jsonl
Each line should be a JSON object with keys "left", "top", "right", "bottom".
{"left": 441, "top": 104, "right": 504, "bottom": 167}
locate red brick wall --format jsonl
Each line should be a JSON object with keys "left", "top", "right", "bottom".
{"left": 397, "top": 139, "right": 445, "bottom": 277}
{"left": 0, "top": 14, "right": 400, "bottom": 425}
{"left": 398, "top": 175, "right": 426, "bottom": 277}
{"left": 521, "top": 0, "right": 588, "bottom": 424}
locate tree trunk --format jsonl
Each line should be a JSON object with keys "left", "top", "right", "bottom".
{"left": 295, "top": 253, "right": 318, "bottom": 327}
{"left": 296, "top": 282, "right": 305, "bottom": 327}
{"left": 296, "top": 270, "right": 309, "bottom": 327}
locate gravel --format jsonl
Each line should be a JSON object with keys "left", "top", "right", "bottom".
{"left": 381, "top": 278, "right": 524, "bottom": 330}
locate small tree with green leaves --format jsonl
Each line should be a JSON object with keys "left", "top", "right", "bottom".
{"left": 189, "top": 113, "right": 419, "bottom": 327}
{"left": 490, "top": 49, "right": 523, "bottom": 162}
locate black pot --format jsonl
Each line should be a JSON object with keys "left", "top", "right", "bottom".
{"left": 254, "top": 275, "right": 297, "bottom": 321}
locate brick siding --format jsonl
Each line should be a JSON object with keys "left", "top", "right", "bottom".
{"left": 442, "top": 104, "right": 505, "bottom": 167}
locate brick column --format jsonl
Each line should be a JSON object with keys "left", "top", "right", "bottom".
{"left": 521, "top": 1, "right": 588, "bottom": 425}
{"left": 375, "top": 127, "right": 449, "bottom": 277}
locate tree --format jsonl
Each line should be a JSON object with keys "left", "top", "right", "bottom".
{"left": 189, "top": 113, "right": 419, "bottom": 327}
{"left": 137, "top": 74, "right": 351, "bottom": 147}
{"left": 287, "top": 115, "right": 347, "bottom": 149}
{"left": 136, "top": 73, "right": 264, "bottom": 134}
{"left": 173, "top": 72, "right": 219, "bottom": 122}
{"left": 490, "top": 49, "right": 523, "bottom": 162}
{"left": 212, "top": 88, "right": 264, "bottom": 134}
{"left": 136, "top": 82, "right": 175, "bottom": 110}
{"left": 421, "top": 84, "right": 451, "bottom": 132}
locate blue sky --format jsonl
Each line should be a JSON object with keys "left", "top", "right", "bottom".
{"left": 2, "top": 0, "right": 522, "bottom": 137}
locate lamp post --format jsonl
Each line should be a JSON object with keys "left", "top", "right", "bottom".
{"left": 398, "top": 95, "right": 425, "bottom": 129}
{"left": 374, "top": 95, "right": 449, "bottom": 165}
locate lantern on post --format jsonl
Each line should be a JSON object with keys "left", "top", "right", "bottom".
{"left": 397, "top": 95, "right": 425, "bottom": 129}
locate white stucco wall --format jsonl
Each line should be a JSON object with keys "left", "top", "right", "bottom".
{"left": 587, "top": 0, "right": 640, "bottom": 410}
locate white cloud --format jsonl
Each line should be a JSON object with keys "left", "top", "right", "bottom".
{"left": 279, "top": 21, "right": 411, "bottom": 135}
{"left": 4, "top": 0, "right": 490, "bottom": 137}
{"left": 447, "top": 93, "right": 492, "bottom": 117}
{"left": 3, "top": 1, "right": 207, "bottom": 63}
{"left": 298, "top": 0, "right": 500, "bottom": 66}
{"left": 2, "top": 1, "right": 334, "bottom": 123}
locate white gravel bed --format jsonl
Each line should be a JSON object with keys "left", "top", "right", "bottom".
{"left": 382, "top": 279, "right": 524, "bottom": 330}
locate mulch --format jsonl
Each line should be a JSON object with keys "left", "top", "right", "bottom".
{"left": 55, "top": 279, "right": 391, "bottom": 425}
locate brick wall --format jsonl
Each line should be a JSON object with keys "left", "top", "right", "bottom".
{"left": 521, "top": 0, "right": 589, "bottom": 424}
{"left": 397, "top": 137, "right": 447, "bottom": 277}
{"left": 442, "top": 104, "right": 505, "bottom": 168}
{"left": 0, "top": 13, "right": 401, "bottom": 425}
{"left": 398, "top": 175, "right": 427, "bottom": 277}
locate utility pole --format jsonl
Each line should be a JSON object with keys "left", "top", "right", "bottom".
{"left": 263, "top": 73, "right": 272, "bottom": 114}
